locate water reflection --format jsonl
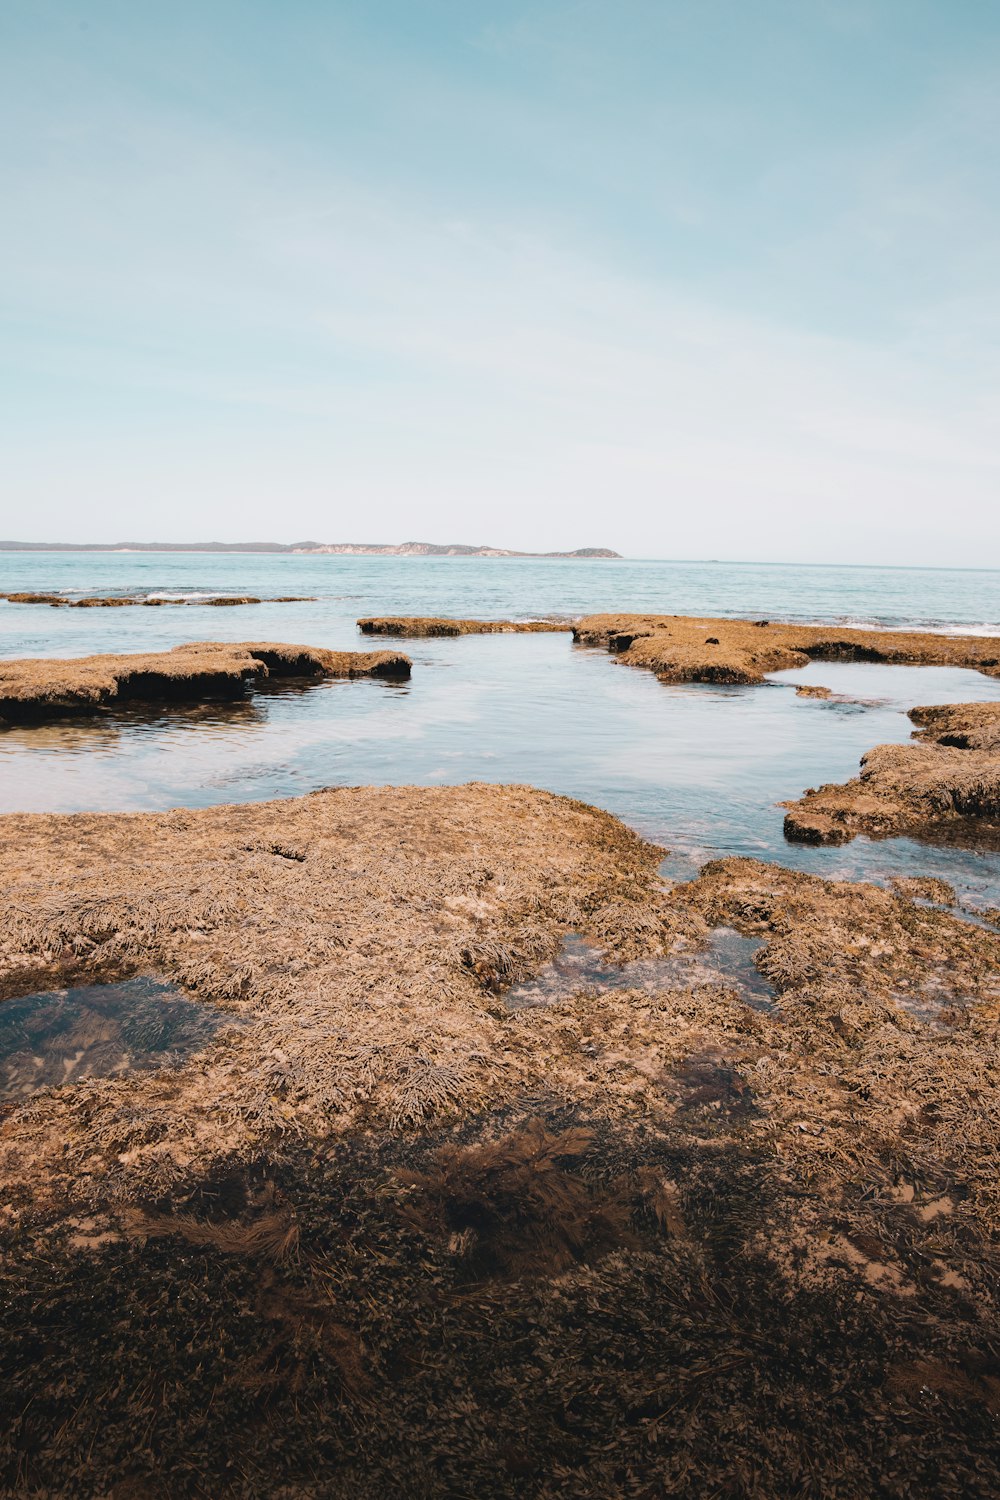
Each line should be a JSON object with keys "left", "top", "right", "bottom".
{"left": 1, "top": 634, "right": 999, "bottom": 906}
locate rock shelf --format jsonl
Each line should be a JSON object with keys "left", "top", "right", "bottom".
{"left": 358, "top": 615, "right": 571, "bottom": 636}
{"left": 574, "top": 612, "right": 1000, "bottom": 684}
{"left": 0, "top": 641, "right": 410, "bottom": 723}
{"left": 783, "top": 700, "right": 1000, "bottom": 845}
{"left": 910, "top": 699, "right": 1000, "bottom": 751}
{"left": 2, "top": 785, "right": 999, "bottom": 1496}
{"left": 1, "top": 592, "right": 316, "bottom": 607}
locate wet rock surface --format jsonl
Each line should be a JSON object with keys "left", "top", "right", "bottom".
{"left": 2, "top": 787, "right": 1000, "bottom": 1496}
{"left": 784, "top": 700, "right": 1000, "bottom": 846}
{"left": 358, "top": 615, "right": 571, "bottom": 636}
{"left": 574, "top": 612, "right": 1000, "bottom": 685}
{"left": 1, "top": 591, "right": 316, "bottom": 607}
{"left": 0, "top": 976, "right": 233, "bottom": 1098}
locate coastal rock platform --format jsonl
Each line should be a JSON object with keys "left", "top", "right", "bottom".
{"left": 358, "top": 615, "right": 571, "bottom": 636}
{"left": 0, "top": 641, "right": 411, "bottom": 723}
{"left": 784, "top": 701, "right": 1000, "bottom": 845}
{"left": 574, "top": 612, "right": 1000, "bottom": 684}
{"left": 2, "top": 785, "right": 999, "bottom": 1497}
{"left": 1, "top": 592, "right": 316, "bottom": 607}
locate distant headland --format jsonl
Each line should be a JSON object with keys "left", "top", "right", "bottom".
{"left": 0, "top": 540, "right": 621, "bottom": 558}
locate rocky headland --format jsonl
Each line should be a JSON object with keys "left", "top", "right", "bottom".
{"left": 0, "top": 540, "right": 620, "bottom": 558}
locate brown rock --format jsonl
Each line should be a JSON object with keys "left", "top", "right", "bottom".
{"left": 0, "top": 641, "right": 411, "bottom": 723}
{"left": 783, "top": 738, "right": 1000, "bottom": 845}
{"left": 573, "top": 613, "right": 1000, "bottom": 686}
{"left": 358, "top": 616, "right": 572, "bottom": 636}
{"left": 2, "top": 810, "right": 1000, "bottom": 1496}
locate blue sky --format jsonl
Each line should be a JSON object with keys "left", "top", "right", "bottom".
{"left": 1, "top": 0, "right": 998, "bottom": 561}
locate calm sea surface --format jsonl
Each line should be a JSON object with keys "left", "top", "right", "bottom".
{"left": 2, "top": 553, "right": 999, "bottom": 907}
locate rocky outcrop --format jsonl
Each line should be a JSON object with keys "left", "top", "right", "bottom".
{"left": 574, "top": 613, "right": 1000, "bottom": 685}
{"left": 909, "top": 700, "right": 1000, "bottom": 752}
{"left": 783, "top": 700, "right": 1000, "bottom": 845}
{"left": 1, "top": 592, "right": 315, "bottom": 607}
{"left": 0, "top": 641, "right": 410, "bottom": 723}
{"left": 358, "top": 616, "right": 572, "bottom": 637}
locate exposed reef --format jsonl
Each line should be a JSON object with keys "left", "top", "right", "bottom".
{"left": 0, "top": 641, "right": 410, "bottom": 724}
{"left": 358, "top": 615, "right": 572, "bottom": 636}
{"left": 0, "top": 592, "right": 315, "bottom": 607}
{"left": 574, "top": 612, "right": 1000, "bottom": 685}
{"left": 909, "top": 700, "right": 1000, "bottom": 751}
{"left": 2, "top": 786, "right": 999, "bottom": 1496}
{"left": 783, "top": 700, "right": 1000, "bottom": 845}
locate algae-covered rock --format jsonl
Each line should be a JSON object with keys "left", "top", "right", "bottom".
{"left": 0, "top": 641, "right": 411, "bottom": 723}
{"left": 3, "top": 789, "right": 1000, "bottom": 1496}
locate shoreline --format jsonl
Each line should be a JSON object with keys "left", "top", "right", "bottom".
{"left": 2, "top": 593, "right": 999, "bottom": 1495}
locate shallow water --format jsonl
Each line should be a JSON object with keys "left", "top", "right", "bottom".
{"left": 2, "top": 553, "right": 1000, "bottom": 908}
{"left": 0, "top": 976, "right": 232, "bottom": 1099}
{"left": 505, "top": 929, "right": 776, "bottom": 1012}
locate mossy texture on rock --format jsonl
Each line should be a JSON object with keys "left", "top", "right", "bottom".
{"left": 358, "top": 616, "right": 572, "bottom": 636}
{"left": 574, "top": 612, "right": 1000, "bottom": 685}
{"left": 0, "top": 640, "right": 410, "bottom": 723}
{"left": 910, "top": 700, "right": 1000, "bottom": 752}
{"left": 784, "top": 701, "right": 1000, "bottom": 845}
{"left": 2, "top": 788, "right": 1000, "bottom": 1496}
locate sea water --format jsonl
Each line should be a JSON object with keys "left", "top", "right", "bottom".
{"left": 2, "top": 553, "right": 999, "bottom": 907}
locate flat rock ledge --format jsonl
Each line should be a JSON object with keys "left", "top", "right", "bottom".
{"left": 574, "top": 612, "right": 1000, "bottom": 685}
{"left": 1, "top": 592, "right": 316, "bottom": 607}
{"left": 2, "top": 786, "right": 1000, "bottom": 1496}
{"left": 784, "top": 700, "right": 1000, "bottom": 844}
{"left": 0, "top": 641, "right": 410, "bottom": 723}
{"left": 358, "top": 615, "right": 572, "bottom": 636}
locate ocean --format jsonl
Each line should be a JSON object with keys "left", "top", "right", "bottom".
{"left": 2, "top": 552, "right": 999, "bottom": 906}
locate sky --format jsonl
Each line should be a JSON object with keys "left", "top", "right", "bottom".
{"left": 1, "top": 1, "right": 998, "bottom": 564}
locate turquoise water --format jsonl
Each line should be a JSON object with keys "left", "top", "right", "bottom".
{"left": 2, "top": 553, "right": 999, "bottom": 907}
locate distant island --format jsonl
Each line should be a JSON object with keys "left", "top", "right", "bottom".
{"left": 0, "top": 540, "right": 621, "bottom": 558}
